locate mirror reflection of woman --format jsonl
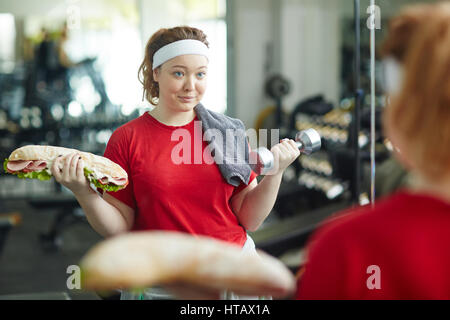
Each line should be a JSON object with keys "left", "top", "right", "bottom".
{"left": 52, "top": 26, "right": 301, "bottom": 299}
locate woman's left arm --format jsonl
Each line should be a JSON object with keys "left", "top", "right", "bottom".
{"left": 230, "top": 139, "right": 300, "bottom": 232}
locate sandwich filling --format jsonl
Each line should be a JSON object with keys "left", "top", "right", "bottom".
{"left": 4, "top": 159, "right": 127, "bottom": 192}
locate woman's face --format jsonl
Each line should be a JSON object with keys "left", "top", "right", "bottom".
{"left": 153, "top": 54, "right": 208, "bottom": 112}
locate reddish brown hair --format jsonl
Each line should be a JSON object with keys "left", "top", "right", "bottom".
{"left": 380, "top": 4, "right": 435, "bottom": 62}
{"left": 138, "top": 26, "right": 209, "bottom": 106}
{"left": 381, "top": 2, "right": 450, "bottom": 180}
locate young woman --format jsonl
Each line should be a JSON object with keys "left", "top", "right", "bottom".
{"left": 51, "top": 26, "right": 300, "bottom": 298}
{"left": 296, "top": 3, "right": 450, "bottom": 299}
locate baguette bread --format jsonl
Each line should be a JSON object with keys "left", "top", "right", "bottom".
{"left": 5, "top": 145, "right": 128, "bottom": 191}
{"left": 80, "top": 231, "right": 296, "bottom": 298}
{"left": 8, "top": 145, "right": 126, "bottom": 179}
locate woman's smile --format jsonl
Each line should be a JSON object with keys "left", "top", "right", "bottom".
{"left": 178, "top": 96, "right": 196, "bottom": 103}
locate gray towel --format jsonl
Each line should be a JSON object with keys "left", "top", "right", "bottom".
{"left": 194, "top": 103, "right": 252, "bottom": 187}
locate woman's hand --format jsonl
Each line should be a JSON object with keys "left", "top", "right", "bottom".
{"left": 268, "top": 139, "right": 301, "bottom": 176}
{"left": 163, "top": 282, "right": 222, "bottom": 300}
{"left": 51, "top": 153, "right": 92, "bottom": 196}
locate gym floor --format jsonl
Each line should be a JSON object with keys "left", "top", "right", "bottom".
{"left": 0, "top": 190, "right": 313, "bottom": 300}
{"left": 0, "top": 198, "right": 103, "bottom": 299}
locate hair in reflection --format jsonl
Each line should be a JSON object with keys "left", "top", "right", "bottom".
{"left": 381, "top": 2, "right": 450, "bottom": 181}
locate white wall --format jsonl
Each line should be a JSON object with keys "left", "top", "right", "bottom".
{"left": 229, "top": 0, "right": 438, "bottom": 129}
{"left": 229, "top": 0, "right": 273, "bottom": 128}
{"left": 230, "top": 0, "right": 342, "bottom": 128}
{"left": 138, "top": 0, "right": 185, "bottom": 47}
{"left": 280, "top": 0, "right": 341, "bottom": 115}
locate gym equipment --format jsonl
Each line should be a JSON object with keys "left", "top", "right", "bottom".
{"left": 28, "top": 195, "right": 85, "bottom": 252}
{"left": 298, "top": 172, "right": 347, "bottom": 200}
{"left": 0, "top": 212, "right": 21, "bottom": 258}
{"left": 264, "top": 74, "right": 291, "bottom": 133}
{"left": 287, "top": 95, "right": 333, "bottom": 133}
{"left": 265, "top": 74, "right": 291, "bottom": 100}
{"left": 250, "top": 128, "right": 321, "bottom": 175}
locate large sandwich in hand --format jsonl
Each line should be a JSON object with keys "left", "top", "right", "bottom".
{"left": 80, "top": 231, "right": 296, "bottom": 298}
{"left": 3, "top": 145, "right": 128, "bottom": 192}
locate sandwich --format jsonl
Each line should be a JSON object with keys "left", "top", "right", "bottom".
{"left": 80, "top": 231, "right": 296, "bottom": 298}
{"left": 3, "top": 145, "right": 128, "bottom": 192}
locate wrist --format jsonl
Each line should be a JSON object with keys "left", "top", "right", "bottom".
{"left": 73, "top": 186, "right": 98, "bottom": 199}
{"left": 265, "top": 170, "right": 284, "bottom": 179}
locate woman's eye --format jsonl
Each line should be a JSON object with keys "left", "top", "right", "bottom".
{"left": 174, "top": 71, "right": 183, "bottom": 77}
{"left": 197, "top": 72, "right": 206, "bottom": 78}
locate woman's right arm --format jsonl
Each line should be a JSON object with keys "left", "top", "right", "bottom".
{"left": 51, "top": 153, "right": 134, "bottom": 238}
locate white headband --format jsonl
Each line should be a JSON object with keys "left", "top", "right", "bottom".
{"left": 152, "top": 39, "right": 209, "bottom": 70}
{"left": 382, "top": 57, "right": 404, "bottom": 94}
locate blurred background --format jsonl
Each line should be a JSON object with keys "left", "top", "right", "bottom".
{"left": 0, "top": 0, "right": 438, "bottom": 299}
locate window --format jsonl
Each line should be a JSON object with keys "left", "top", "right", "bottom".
{"left": 182, "top": 0, "right": 227, "bottom": 114}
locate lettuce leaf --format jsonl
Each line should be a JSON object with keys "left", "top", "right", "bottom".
{"left": 3, "top": 159, "right": 51, "bottom": 180}
{"left": 90, "top": 178, "right": 123, "bottom": 192}
{"left": 17, "top": 169, "right": 52, "bottom": 181}
{"left": 3, "top": 158, "right": 8, "bottom": 174}
{"left": 4, "top": 159, "right": 123, "bottom": 192}
{"left": 84, "top": 168, "right": 123, "bottom": 192}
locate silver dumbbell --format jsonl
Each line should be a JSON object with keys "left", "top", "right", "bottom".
{"left": 249, "top": 128, "right": 321, "bottom": 175}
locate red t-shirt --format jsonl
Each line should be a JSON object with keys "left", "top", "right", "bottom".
{"left": 103, "top": 112, "right": 257, "bottom": 246}
{"left": 296, "top": 190, "right": 450, "bottom": 299}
